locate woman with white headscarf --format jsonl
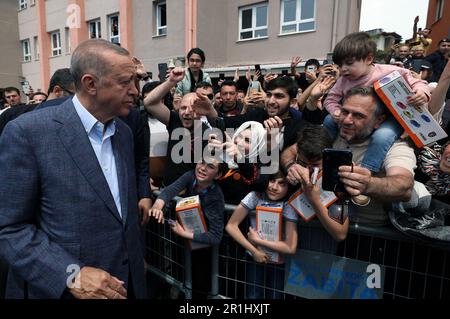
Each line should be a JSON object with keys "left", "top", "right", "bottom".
{"left": 208, "top": 121, "right": 270, "bottom": 205}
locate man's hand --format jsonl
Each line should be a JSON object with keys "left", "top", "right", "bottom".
{"left": 192, "top": 92, "right": 214, "bottom": 116}
{"left": 233, "top": 69, "right": 240, "bottom": 82}
{"left": 291, "top": 56, "right": 302, "bottom": 69}
{"left": 264, "top": 72, "right": 278, "bottom": 84}
{"left": 69, "top": 266, "right": 127, "bottom": 299}
{"left": 168, "top": 67, "right": 185, "bottom": 84}
{"left": 338, "top": 165, "right": 372, "bottom": 196}
{"left": 138, "top": 198, "right": 152, "bottom": 226}
{"left": 132, "top": 56, "right": 147, "bottom": 79}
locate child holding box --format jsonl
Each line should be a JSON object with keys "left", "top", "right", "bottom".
{"left": 149, "top": 157, "right": 228, "bottom": 298}
{"left": 225, "top": 170, "right": 297, "bottom": 299}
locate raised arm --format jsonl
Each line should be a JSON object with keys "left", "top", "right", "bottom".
{"left": 225, "top": 204, "right": 268, "bottom": 263}
{"left": 429, "top": 59, "right": 450, "bottom": 116}
{"left": 144, "top": 67, "right": 185, "bottom": 125}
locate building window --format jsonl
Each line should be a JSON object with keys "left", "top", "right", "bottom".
{"left": 19, "top": 0, "right": 27, "bottom": 10}
{"left": 155, "top": 2, "right": 167, "bottom": 36}
{"left": 239, "top": 2, "right": 268, "bottom": 40}
{"left": 436, "top": 0, "right": 444, "bottom": 21}
{"left": 22, "top": 39, "right": 31, "bottom": 62}
{"left": 51, "top": 31, "right": 61, "bottom": 56}
{"left": 108, "top": 15, "right": 120, "bottom": 44}
{"left": 280, "top": 0, "right": 316, "bottom": 34}
{"left": 89, "top": 20, "right": 102, "bottom": 39}
{"left": 34, "top": 36, "right": 39, "bottom": 60}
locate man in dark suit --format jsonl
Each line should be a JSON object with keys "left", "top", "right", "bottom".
{"left": 0, "top": 39, "right": 147, "bottom": 299}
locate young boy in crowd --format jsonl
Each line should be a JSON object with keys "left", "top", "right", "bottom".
{"left": 323, "top": 32, "right": 430, "bottom": 173}
{"left": 149, "top": 156, "right": 227, "bottom": 298}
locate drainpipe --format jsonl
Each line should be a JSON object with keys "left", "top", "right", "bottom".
{"left": 185, "top": 0, "right": 197, "bottom": 54}
{"left": 36, "top": 0, "right": 50, "bottom": 90}
{"left": 331, "top": 0, "right": 340, "bottom": 52}
{"left": 119, "top": 0, "right": 133, "bottom": 55}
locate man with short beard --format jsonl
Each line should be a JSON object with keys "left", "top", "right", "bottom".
{"left": 144, "top": 67, "right": 213, "bottom": 186}
{"left": 282, "top": 87, "right": 416, "bottom": 226}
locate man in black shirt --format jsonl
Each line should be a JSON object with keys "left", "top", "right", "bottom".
{"left": 144, "top": 67, "right": 213, "bottom": 186}
{"left": 217, "top": 80, "right": 244, "bottom": 117}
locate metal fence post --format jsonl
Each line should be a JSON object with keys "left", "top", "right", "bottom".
{"left": 184, "top": 244, "right": 192, "bottom": 299}
{"left": 210, "top": 245, "right": 219, "bottom": 299}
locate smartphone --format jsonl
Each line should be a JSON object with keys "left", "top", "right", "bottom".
{"left": 326, "top": 52, "right": 334, "bottom": 63}
{"left": 249, "top": 81, "right": 261, "bottom": 94}
{"left": 219, "top": 73, "right": 225, "bottom": 80}
{"left": 281, "top": 70, "right": 288, "bottom": 76}
{"left": 158, "top": 63, "right": 168, "bottom": 82}
{"left": 20, "top": 80, "right": 31, "bottom": 95}
{"left": 322, "top": 149, "right": 353, "bottom": 193}
{"left": 254, "top": 64, "right": 261, "bottom": 73}
{"left": 306, "top": 65, "right": 317, "bottom": 73}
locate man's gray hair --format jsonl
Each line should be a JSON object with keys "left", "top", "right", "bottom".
{"left": 342, "top": 86, "right": 386, "bottom": 119}
{"left": 70, "top": 39, "right": 130, "bottom": 90}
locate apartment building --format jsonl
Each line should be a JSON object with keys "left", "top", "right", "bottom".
{"left": 0, "top": 0, "right": 22, "bottom": 89}
{"left": 426, "top": 0, "right": 450, "bottom": 53}
{"left": 17, "top": 0, "right": 361, "bottom": 90}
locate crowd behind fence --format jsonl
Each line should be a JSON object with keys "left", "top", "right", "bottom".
{"left": 145, "top": 195, "right": 450, "bottom": 300}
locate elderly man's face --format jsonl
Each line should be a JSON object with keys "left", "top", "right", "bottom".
{"left": 338, "top": 94, "right": 385, "bottom": 144}
{"left": 95, "top": 51, "right": 139, "bottom": 121}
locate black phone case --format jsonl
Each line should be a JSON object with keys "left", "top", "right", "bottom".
{"left": 322, "top": 149, "right": 352, "bottom": 192}
{"left": 158, "top": 63, "right": 168, "bottom": 82}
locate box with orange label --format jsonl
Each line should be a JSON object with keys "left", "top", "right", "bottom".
{"left": 256, "top": 203, "right": 283, "bottom": 264}
{"left": 374, "top": 71, "right": 447, "bottom": 148}
{"left": 176, "top": 195, "right": 209, "bottom": 250}
{"left": 288, "top": 174, "right": 338, "bottom": 222}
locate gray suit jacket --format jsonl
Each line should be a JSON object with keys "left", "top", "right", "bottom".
{"left": 0, "top": 99, "right": 147, "bottom": 298}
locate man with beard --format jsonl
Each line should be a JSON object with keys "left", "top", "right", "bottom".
{"left": 203, "top": 76, "right": 323, "bottom": 151}
{"left": 144, "top": 67, "right": 213, "bottom": 186}
{"left": 282, "top": 86, "right": 416, "bottom": 226}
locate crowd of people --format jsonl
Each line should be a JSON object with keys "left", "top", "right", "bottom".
{"left": 0, "top": 27, "right": 449, "bottom": 299}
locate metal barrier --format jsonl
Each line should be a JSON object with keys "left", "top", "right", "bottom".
{"left": 145, "top": 198, "right": 450, "bottom": 299}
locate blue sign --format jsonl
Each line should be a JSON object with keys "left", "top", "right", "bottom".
{"left": 285, "top": 249, "right": 384, "bottom": 299}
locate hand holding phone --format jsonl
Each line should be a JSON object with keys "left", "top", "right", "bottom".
{"left": 158, "top": 63, "right": 168, "bottom": 82}
{"left": 322, "top": 149, "right": 353, "bottom": 193}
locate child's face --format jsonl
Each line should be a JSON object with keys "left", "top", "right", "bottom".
{"left": 195, "top": 160, "right": 220, "bottom": 184}
{"left": 266, "top": 177, "right": 289, "bottom": 201}
{"left": 339, "top": 56, "right": 373, "bottom": 81}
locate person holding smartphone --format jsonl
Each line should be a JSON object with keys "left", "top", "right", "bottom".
{"left": 290, "top": 57, "right": 321, "bottom": 92}
{"left": 175, "top": 48, "right": 212, "bottom": 96}
{"left": 283, "top": 86, "right": 416, "bottom": 227}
